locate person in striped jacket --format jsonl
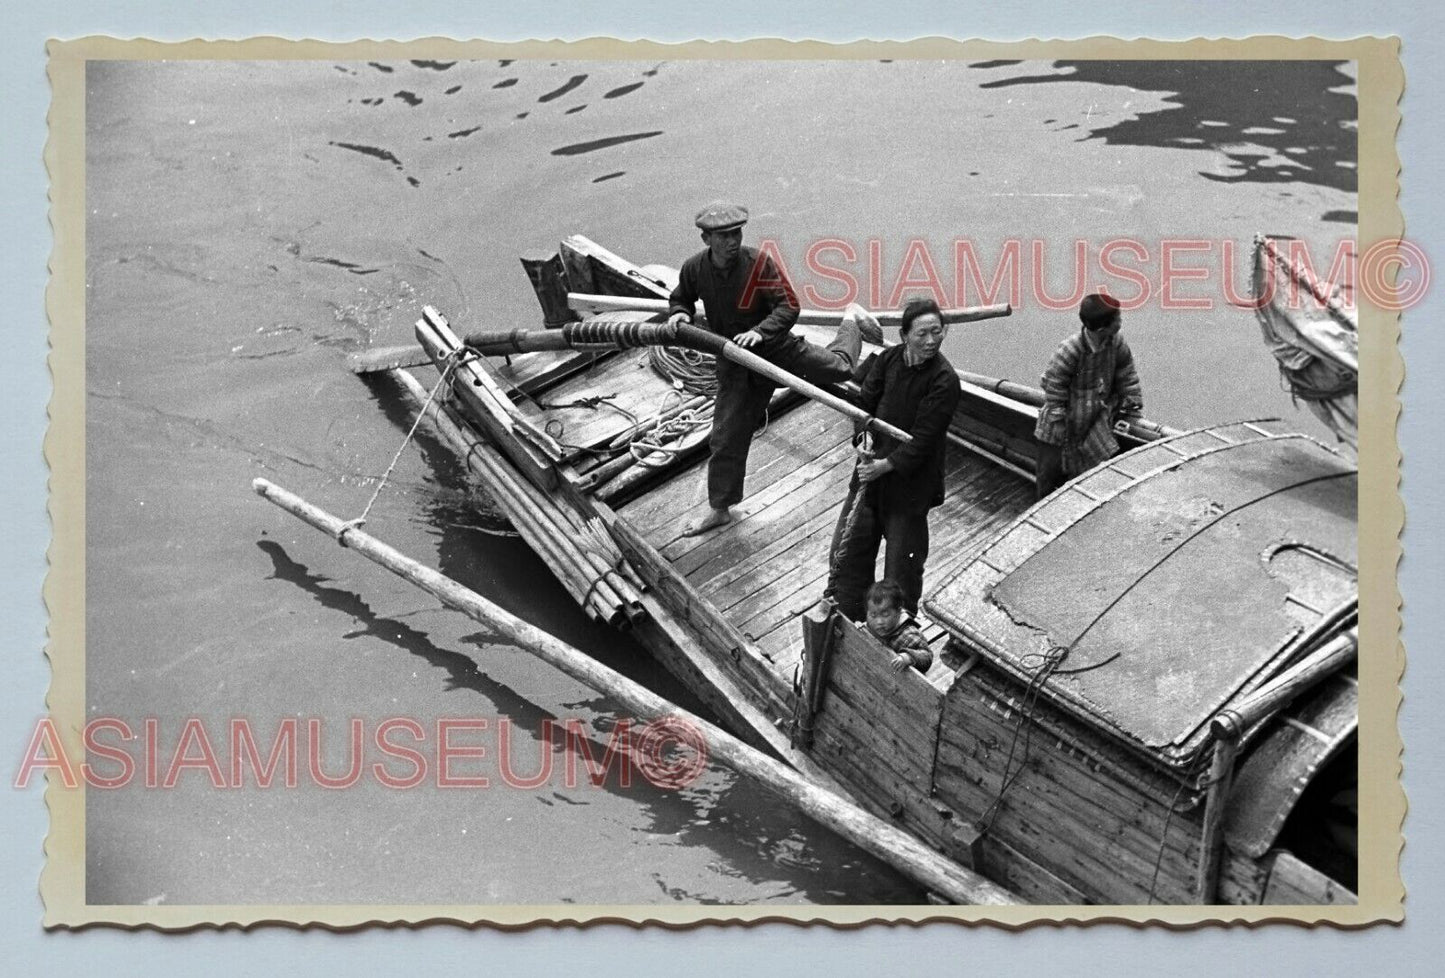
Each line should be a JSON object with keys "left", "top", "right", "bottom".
{"left": 1033, "top": 292, "right": 1145, "bottom": 500}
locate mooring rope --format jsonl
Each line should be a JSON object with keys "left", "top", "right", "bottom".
{"left": 339, "top": 347, "right": 473, "bottom": 540}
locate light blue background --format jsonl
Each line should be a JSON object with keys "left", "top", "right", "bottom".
{"left": 3, "top": 2, "right": 1440, "bottom": 974}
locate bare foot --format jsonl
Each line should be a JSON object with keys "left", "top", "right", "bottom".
{"left": 682, "top": 506, "right": 733, "bottom": 537}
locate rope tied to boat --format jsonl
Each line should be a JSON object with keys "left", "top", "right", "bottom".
{"left": 341, "top": 346, "right": 476, "bottom": 542}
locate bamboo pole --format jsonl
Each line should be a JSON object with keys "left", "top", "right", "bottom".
{"left": 955, "top": 369, "right": 1181, "bottom": 442}
{"left": 567, "top": 292, "right": 1014, "bottom": 327}
{"left": 252, "top": 478, "right": 1018, "bottom": 906}
{"left": 1220, "top": 628, "right": 1358, "bottom": 734}
{"left": 1196, "top": 625, "right": 1357, "bottom": 903}
{"left": 1193, "top": 733, "right": 1240, "bottom": 904}
{"left": 463, "top": 319, "right": 913, "bottom": 445}
{"left": 388, "top": 368, "right": 631, "bottom": 625}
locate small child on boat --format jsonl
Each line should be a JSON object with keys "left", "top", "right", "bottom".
{"left": 864, "top": 580, "right": 933, "bottom": 674}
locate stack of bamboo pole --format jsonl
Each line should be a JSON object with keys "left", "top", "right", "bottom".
{"left": 388, "top": 367, "right": 647, "bottom": 628}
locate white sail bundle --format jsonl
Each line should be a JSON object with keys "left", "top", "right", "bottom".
{"left": 1251, "top": 233, "right": 1359, "bottom": 450}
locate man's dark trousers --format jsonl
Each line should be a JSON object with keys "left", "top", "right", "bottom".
{"left": 706, "top": 330, "right": 860, "bottom": 511}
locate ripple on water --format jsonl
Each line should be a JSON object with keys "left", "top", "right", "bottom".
{"left": 539, "top": 74, "right": 588, "bottom": 103}
{"left": 550, "top": 131, "right": 664, "bottom": 156}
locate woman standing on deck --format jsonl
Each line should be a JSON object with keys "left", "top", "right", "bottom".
{"left": 824, "top": 297, "right": 961, "bottom": 621}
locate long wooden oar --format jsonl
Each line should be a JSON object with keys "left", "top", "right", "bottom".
{"left": 348, "top": 297, "right": 1012, "bottom": 376}
{"left": 463, "top": 318, "right": 915, "bottom": 444}
{"left": 569, "top": 292, "right": 1014, "bottom": 328}
{"left": 253, "top": 477, "right": 1017, "bottom": 906}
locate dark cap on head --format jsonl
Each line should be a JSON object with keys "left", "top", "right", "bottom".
{"left": 694, "top": 201, "right": 749, "bottom": 232}
{"left": 1079, "top": 291, "right": 1122, "bottom": 329}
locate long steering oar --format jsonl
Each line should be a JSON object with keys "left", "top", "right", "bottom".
{"left": 463, "top": 317, "right": 914, "bottom": 445}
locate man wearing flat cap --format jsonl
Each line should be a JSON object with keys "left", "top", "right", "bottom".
{"left": 1033, "top": 291, "right": 1144, "bottom": 499}
{"left": 667, "top": 201, "right": 879, "bottom": 534}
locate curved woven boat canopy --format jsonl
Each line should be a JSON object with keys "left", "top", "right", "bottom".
{"left": 926, "top": 419, "right": 1357, "bottom": 766}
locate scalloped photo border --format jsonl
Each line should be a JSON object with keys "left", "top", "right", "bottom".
{"left": 41, "top": 34, "right": 1404, "bottom": 930}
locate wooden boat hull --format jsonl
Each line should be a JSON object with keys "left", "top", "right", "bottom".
{"left": 377, "top": 235, "right": 1356, "bottom": 906}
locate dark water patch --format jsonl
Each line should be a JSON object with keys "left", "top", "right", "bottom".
{"left": 393, "top": 90, "right": 423, "bottom": 107}
{"left": 539, "top": 74, "right": 587, "bottom": 103}
{"left": 498, "top": 59, "right": 514, "bottom": 67}
{"left": 256, "top": 541, "right": 502, "bottom": 697}
{"left": 565, "top": 104, "right": 587, "bottom": 115}
{"left": 969, "top": 59, "right": 1020, "bottom": 68}
{"left": 306, "top": 256, "right": 382, "bottom": 276}
{"left": 444, "top": 85, "right": 462, "bottom": 95}
{"left": 494, "top": 77, "right": 518, "bottom": 89}
{"left": 330, "top": 141, "right": 404, "bottom": 170}
{"left": 1322, "top": 210, "right": 1357, "bottom": 224}
{"left": 551, "top": 131, "right": 663, "bottom": 156}
{"left": 978, "top": 60, "right": 1358, "bottom": 193}
{"left": 411, "top": 60, "right": 456, "bottom": 71}
{"left": 368, "top": 62, "right": 394, "bottom": 74}
{"left": 604, "top": 81, "right": 645, "bottom": 99}
{"left": 406, "top": 176, "right": 421, "bottom": 188}
{"left": 592, "top": 171, "right": 625, "bottom": 184}
{"left": 515, "top": 112, "right": 529, "bottom": 119}
{"left": 448, "top": 125, "right": 482, "bottom": 139}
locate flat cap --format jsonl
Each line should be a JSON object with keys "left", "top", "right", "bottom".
{"left": 694, "top": 201, "right": 749, "bottom": 232}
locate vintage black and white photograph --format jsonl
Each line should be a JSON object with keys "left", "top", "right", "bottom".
{"left": 46, "top": 38, "right": 1400, "bottom": 924}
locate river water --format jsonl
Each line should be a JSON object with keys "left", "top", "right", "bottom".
{"left": 84, "top": 57, "right": 1356, "bottom": 906}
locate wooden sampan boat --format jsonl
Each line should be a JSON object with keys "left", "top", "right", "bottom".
{"left": 365, "top": 235, "right": 1357, "bottom": 906}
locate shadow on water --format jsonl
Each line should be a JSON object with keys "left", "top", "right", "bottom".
{"left": 981, "top": 61, "right": 1358, "bottom": 194}
{"left": 254, "top": 532, "right": 913, "bottom": 903}
{"left": 349, "top": 373, "right": 922, "bottom": 902}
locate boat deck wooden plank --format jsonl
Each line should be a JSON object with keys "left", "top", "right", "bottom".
{"left": 614, "top": 392, "right": 830, "bottom": 535}
{"left": 510, "top": 352, "right": 686, "bottom": 453}
{"left": 491, "top": 349, "right": 611, "bottom": 397}
{"left": 643, "top": 408, "right": 852, "bottom": 551}
{"left": 618, "top": 404, "right": 1043, "bottom": 697}
{"left": 667, "top": 438, "right": 856, "bottom": 570}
